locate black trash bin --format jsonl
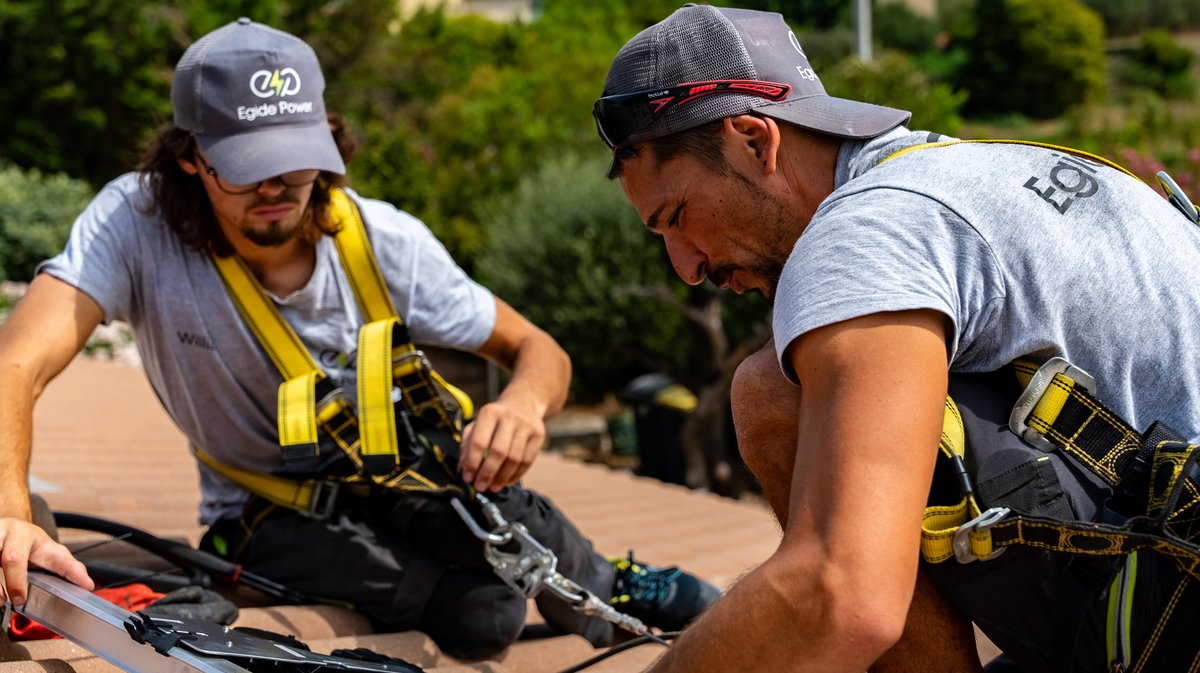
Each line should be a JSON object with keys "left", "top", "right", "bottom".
{"left": 621, "top": 373, "right": 697, "bottom": 486}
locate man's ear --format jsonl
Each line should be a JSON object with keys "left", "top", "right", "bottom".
{"left": 724, "top": 114, "right": 781, "bottom": 175}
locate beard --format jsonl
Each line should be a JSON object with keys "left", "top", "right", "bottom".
{"left": 708, "top": 169, "right": 794, "bottom": 298}
{"left": 241, "top": 220, "right": 301, "bottom": 247}
{"left": 240, "top": 198, "right": 306, "bottom": 247}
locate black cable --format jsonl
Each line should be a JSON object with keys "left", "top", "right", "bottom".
{"left": 554, "top": 631, "right": 680, "bottom": 673}
{"left": 55, "top": 512, "right": 305, "bottom": 600}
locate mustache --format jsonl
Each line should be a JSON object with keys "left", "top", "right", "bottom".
{"left": 247, "top": 196, "right": 300, "bottom": 209}
{"left": 707, "top": 264, "right": 733, "bottom": 288}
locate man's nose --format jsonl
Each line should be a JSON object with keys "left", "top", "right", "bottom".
{"left": 664, "top": 235, "right": 707, "bottom": 286}
{"left": 256, "top": 177, "right": 289, "bottom": 196}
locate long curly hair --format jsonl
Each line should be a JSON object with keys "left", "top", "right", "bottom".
{"left": 137, "top": 114, "right": 358, "bottom": 257}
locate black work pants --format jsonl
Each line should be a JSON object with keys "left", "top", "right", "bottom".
{"left": 199, "top": 485, "right": 615, "bottom": 659}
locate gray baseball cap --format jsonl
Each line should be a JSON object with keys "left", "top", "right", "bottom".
{"left": 172, "top": 18, "right": 345, "bottom": 185}
{"left": 594, "top": 4, "right": 911, "bottom": 149}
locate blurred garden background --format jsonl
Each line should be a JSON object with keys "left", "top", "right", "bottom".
{"left": 3, "top": 0, "right": 1200, "bottom": 499}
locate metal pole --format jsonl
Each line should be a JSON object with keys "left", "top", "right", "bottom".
{"left": 855, "top": 0, "right": 872, "bottom": 61}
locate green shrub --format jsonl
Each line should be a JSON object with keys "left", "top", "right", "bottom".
{"left": 874, "top": 2, "right": 939, "bottom": 55}
{"left": 476, "top": 153, "right": 689, "bottom": 393}
{"left": 956, "top": 0, "right": 1106, "bottom": 119}
{"left": 824, "top": 51, "right": 968, "bottom": 135}
{"left": 1119, "top": 30, "right": 1195, "bottom": 99}
{"left": 796, "top": 27, "right": 857, "bottom": 69}
{"left": 1081, "top": 0, "right": 1200, "bottom": 36}
{"left": 0, "top": 164, "right": 93, "bottom": 283}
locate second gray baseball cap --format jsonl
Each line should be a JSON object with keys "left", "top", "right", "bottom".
{"left": 172, "top": 18, "right": 345, "bottom": 185}
{"left": 595, "top": 4, "right": 911, "bottom": 149}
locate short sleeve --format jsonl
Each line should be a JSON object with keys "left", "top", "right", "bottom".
{"left": 352, "top": 194, "right": 496, "bottom": 350}
{"left": 772, "top": 187, "right": 1005, "bottom": 381}
{"left": 37, "top": 174, "right": 143, "bottom": 323}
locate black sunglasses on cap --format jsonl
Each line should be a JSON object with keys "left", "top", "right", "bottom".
{"left": 593, "top": 79, "right": 791, "bottom": 150}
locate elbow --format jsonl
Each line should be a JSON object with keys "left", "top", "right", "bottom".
{"left": 763, "top": 550, "right": 908, "bottom": 666}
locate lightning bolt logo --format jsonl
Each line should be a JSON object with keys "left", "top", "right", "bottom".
{"left": 249, "top": 67, "right": 302, "bottom": 98}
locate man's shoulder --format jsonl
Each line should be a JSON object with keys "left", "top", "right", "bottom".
{"left": 342, "top": 188, "right": 438, "bottom": 244}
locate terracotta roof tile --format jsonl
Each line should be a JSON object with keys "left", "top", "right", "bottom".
{"left": 10, "top": 357, "right": 998, "bottom": 671}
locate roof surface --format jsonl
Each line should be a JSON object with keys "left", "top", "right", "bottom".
{"left": 7, "top": 357, "right": 997, "bottom": 672}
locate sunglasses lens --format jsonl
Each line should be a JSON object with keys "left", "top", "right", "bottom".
{"left": 593, "top": 97, "right": 648, "bottom": 150}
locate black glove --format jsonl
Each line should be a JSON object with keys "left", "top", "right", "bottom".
{"left": 142, "top": 586, "right": 240, "bottom": 625}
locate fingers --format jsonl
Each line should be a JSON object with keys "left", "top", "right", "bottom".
{"left": 0, "top": 518, "right": 93, "bottom": 606}
{"left": 31, "top": 539, "right": 93, "bottom": 593}
{"left": 490, "top": 425, "right": 539, "bottom": 490}
{"left": 458, "top": 403, "right": 545, "bottom": 493}
{"left": 0, "top": 522, "right": 31, "bottom": 605}
{"left": 459, "top": 412, "right": 498, "bottom": 486}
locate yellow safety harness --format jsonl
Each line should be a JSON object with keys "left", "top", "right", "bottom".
{"left": 892, "top": 139, "right": 1200, "bottom": 671}
{"left": 196, "top": 189, "right": 476, "bottom": 517}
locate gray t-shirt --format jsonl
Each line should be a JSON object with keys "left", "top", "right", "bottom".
{"left": 774, "top": 128, "right": 1200, "bottom": 440}
{"left": 40, "top": 174, "right": 497, "bottom": 522}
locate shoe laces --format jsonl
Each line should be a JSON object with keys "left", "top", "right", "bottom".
{"left": 613, "top": 551, "right": 681, "bottom": 606}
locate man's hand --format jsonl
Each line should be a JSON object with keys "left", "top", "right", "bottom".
{"left": 459, "top": 395, "right": 547, "bottom": 492}
{"left": 462, "top": 297, "right": 571, "bottom": 493}
{"left": 0, "top": 517, "right": 93, "bottom": 606}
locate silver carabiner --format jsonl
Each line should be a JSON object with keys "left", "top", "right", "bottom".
{"left": 449, "top": 497, "right": 511, "bottom": 546}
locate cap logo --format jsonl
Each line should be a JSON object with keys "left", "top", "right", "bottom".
{"left": 788, "top": 31, "right": 805, "bottom": 56}
{"left": 250, "top": 68, "right": 302, "bottom": 98}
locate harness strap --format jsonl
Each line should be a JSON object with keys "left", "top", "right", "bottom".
{"left": 193, "top": 445, "right": 370, "bottom": 518}
{"left": 1010, "top": 359, "right": 1142, "bottom": 488}
{"left": 921, "top": 359, "right": 1200, "bottom": 580}
{"left": 204, "top": 188, "right": 476, "bottom": 513}
{"left": 879, "top": 138, "right": 1143, "bottom": 183}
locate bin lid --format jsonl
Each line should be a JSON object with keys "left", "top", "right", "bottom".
{"left": 653, "top": 384, "right": 697, "bottom": 413}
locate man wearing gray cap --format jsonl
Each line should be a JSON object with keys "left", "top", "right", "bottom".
{"left": 597, "top": 4, "right": 1200, "bottom": 672}
{"left": 0, "top": 18, "right": 716, "bottom": 658}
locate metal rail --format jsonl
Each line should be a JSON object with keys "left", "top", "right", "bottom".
{"left": 16, "top": 572, "right": 249, "bottom": 673}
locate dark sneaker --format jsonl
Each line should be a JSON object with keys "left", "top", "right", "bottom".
{"left": 609, "top": 551, "right": 720, "bottom": 632}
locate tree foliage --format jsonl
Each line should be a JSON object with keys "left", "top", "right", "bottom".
{"left": 1081, "top": 0, "right": 1200, "bottom": 36}
{"left": 956, "top": 0, "right": 1106, "bottom": 119}
{"left": 476, "top": 153, "right": 689, "bottom": 393}
{"left": 1119, "top": 30, "right": 1196, "bottom": 99}
{"left": 824, "top": 52, "right": 967, "bottom": 135}
{"left": 0, "top": 164, "right": 94, "bottom": 283}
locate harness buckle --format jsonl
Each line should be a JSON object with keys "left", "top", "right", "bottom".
{"left": 953, "top": 506, "right": 1011, "bottom": 563}
{"left": 1008, "top": 357, "right": 1097, "bottom": 452}
{"left": 305, "top": 480, "right": 340, "bottom": 520}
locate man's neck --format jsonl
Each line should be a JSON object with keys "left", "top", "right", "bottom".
{"left": 228, "top": 235, "right": 318, "bottom": 298}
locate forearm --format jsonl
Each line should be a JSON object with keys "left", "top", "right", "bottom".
{"left": 496, "top": 330, "right": 571, "bottom": 419}
{"left": 649, "top": 549, "right": 897, "bottom": 673}
{"left": 0, "top": 355, "right": 38, "bottom": 520}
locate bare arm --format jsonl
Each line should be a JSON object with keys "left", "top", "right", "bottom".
{"left": 0, "top": 275, "right": 100, "bottom": 602}
{"left": 647, "top": 309, "right": 951, "bottom": 672}
{"left": 459, "top": 297, "right": 571, "bottom": 492}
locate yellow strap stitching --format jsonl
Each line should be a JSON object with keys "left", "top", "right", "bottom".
{"left": 331, "top": 189, "right": 398, "bottom": 323}
{"left": 212, "top": 254, "right": 321, "bottom": 379}
{"left": 278, "top": 372, "right": 320, "bottom": 448}
{"left": 358, "top": 319, "right": 400, "bottom": 463}
{"left": 194, "top": 445, "right": 313, "bottom": 510}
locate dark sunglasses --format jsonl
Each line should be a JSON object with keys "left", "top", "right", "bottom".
{"left": 194, "top": 153, "right": 320, "bottom": 195}
{"left": 593, "top": 79, "right": 791, "bottom": 149}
